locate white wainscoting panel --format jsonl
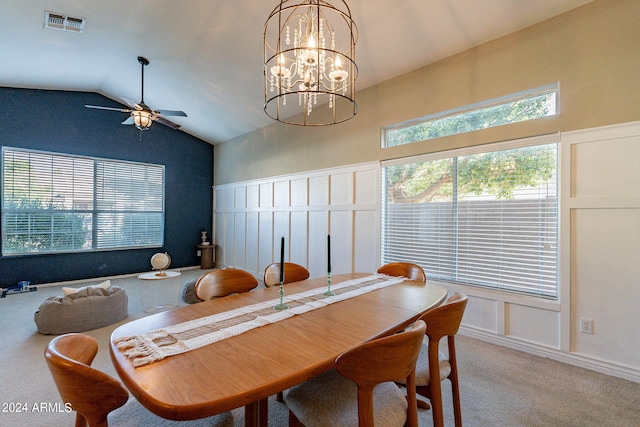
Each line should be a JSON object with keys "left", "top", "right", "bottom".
{"left": 572, "top": 133, "right": 640, "bottom": 198}
{"left": 330, "top": 210, "right": 353, "bottom": 274}
{"left": 353, "top": 210, "right": 378, "bottom": 273}
{"left": 330, "top": 172, "right": 352, "bottom": 205}
{"left": 571, "top": 208, "right": 640, "bottom": 368}
{"left": 247, "top": 185, "right": 259, "bottom": 209}
{"left": 234, "top": 187, "right": 245, "bottom": 209}
{"left": 506, "top": 303, "right": 560, "bottom": 348}
{"left": 309, "top": 176, "right": 328, "bottom": 206}
{"left": 308, "top": 211, "right": 329, "bottom": 277}
{"left": 461, "top": 295, "right": 499, "bottom": 334}
{"left": 246, "top": 212, "right": 259, "bottom": 272}
{"left": 213, "top": 162, "right": 380, "bottom": 279}
{"left": 561, "top": 121, "right": 640, "bottom": 380}
{"left": 258, "top": 212, "right": 274, "bottom": 271}
{"left": 234, "top": 212, "right": 246, "bottom": 268}
{"left": 291, "top": 178, "right": 308, "bottom": 206}
{"left": 290, "top": 211, "right": 309, "bottom": 266}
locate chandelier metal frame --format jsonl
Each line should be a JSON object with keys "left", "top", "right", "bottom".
{"left": 264, "top": 0, "right": 358, "bottom": 126}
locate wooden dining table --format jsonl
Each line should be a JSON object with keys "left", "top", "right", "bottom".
{"left": 110, "top": 272, "right": 447, "bottom": 427}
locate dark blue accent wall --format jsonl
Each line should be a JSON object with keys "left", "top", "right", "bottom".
{"left": 0, "top": 87, "right": 213, "bottom": 285}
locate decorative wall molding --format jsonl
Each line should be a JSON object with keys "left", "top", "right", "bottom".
{"left": 213, "top": 162, "right": 380, "bottom": 279}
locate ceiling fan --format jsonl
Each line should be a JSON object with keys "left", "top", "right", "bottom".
{"left": 85, "top": 56, "right": 187, "bottom": 131}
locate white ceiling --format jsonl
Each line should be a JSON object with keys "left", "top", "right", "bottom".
{"left": 1, "top": 0, "right": 593, "bottom": 145}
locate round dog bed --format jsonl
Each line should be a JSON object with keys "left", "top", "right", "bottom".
{"left": 34, "top": 283, "right": 128, "bottom": 335}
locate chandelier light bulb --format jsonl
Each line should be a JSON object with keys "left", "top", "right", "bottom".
{"left": 307, "top": 34, "right": 316, "bottom": 49}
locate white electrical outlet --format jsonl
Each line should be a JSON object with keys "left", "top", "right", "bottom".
{"left": 580, "top": 318, "right": 593, "bottom": 334}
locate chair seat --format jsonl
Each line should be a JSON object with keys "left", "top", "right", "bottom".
{"left": 109, "top": 398, "right": 234, "bottom": 426}
{"left": 284, "top": 369, "right": 408, "bottom": 427}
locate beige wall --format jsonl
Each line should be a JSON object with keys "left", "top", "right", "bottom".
{"left": 215, "top": 0, "right": 640, "bottom": 185}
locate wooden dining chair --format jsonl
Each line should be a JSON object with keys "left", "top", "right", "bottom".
{"left": 284, "top": 320, "right": 426, "bottom": 427}
{"left": 45, "top": 333, "right": 234, "bottom": 427}
{"left": 377, "top": 262, "right": 427, "bottom": 282}
{"left": 263, "top": 262, "right": 310, "bottom": 287}
{"left": 398, "top": 293, "right": 468, "bottom": 427}
{"left": 194, "top": 267, "right": 258, "bottom": 301}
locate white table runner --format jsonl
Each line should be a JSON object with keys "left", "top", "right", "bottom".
{"left": 114, "top": 275, "right": 405, "bottom": 367}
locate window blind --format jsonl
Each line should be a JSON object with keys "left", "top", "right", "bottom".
{"left": 381, "top": 142, "right": 558, "bottom": 299}
{"left": 95, "top": 161, "right": 164, "bottom": 249}
{"left": 2, "top": 147, "right": 164, "bottom": 255}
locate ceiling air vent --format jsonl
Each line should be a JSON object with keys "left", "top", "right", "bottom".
{"left": 44, "top": 11, "right": 86, "bottom": 33}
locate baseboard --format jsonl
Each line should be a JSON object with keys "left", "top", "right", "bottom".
{"left": 460, "top": 326, "right": 640, "bottom": 384}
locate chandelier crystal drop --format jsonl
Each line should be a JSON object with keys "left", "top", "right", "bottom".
{"left": 264, "top": 0, "right": 358, "bottom": 126}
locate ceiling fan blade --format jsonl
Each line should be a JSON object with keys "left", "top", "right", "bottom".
{"left": 155, "top": 109, "right": 187, "bottom": 117}
{"left": 120, "top": 96, "right": 142, "bottom": 110}
{"left": 85, "top": 104, "right": 131, "bottom": 113}
{"left": 121, "top": 116, "right": 134, "bottom": 125}
{"left": 154, "top": 116, "right": 182, "bottom": 129}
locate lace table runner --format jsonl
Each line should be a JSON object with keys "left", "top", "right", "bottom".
{"left": 114, "top": 274, "right": 405, "bottom": 367}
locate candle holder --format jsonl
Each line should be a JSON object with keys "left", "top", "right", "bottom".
{"left": 273, "top": 281, "right": 290, "bottom": 310}
{"left": 323, "top": 272, "right": 336, "bottom": 296}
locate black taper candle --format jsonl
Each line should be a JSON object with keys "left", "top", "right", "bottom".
{"left": 280, "top": 236, "right": 285, "bottom": 283}
{"left": 327, "top": 234, "right": 331, "bottom": 274}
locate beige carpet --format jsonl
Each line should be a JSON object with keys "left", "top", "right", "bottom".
{"left": 1, "top": 270, "right": 639, "bottom": 427}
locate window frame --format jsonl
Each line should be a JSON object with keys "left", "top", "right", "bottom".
{"left": 1, "top": 147, "right": 165, "bottom": 256}
{"left": 381, "top": 134, "right": 559, "bottom": 300}
{"left": 382, "top": 83, "right": 559, "bottom": 148}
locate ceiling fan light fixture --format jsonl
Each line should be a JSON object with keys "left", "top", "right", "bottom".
{"left": 132, "top": 110, "right": 153, "bottom": 131}
{"left": 264, "top": 0, "right": 358, "bottom": 126}
{"left": 84, "top": 56, "right": 187, "bottom": 132}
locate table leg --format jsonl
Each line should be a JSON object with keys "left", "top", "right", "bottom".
{"left": 260, "top": 398, "right": 268, "bottom": 427}
{"left": 244, "top": 399, "right": 268, "bottom": 427}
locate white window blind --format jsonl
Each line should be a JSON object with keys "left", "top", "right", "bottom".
{"left": 381, "top": 140, "right": 558, "bottom": 299}
{"left": 2, "top": 147, "right": 164, "bottom": 255}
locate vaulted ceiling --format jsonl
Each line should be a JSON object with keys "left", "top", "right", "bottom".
{"left": 2, "top": 0, "right": 593, "bottom": 145}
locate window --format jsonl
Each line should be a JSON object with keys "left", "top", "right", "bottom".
{"left": 382, "top": 138, "right": 558, "bottom": 299}
{"left": 2, "top": 147, "right": 164, "bottom": 255}
{"left": 383, "top": 85, "right": 558, "bottom": 147}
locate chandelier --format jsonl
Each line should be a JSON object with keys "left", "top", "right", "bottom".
{"left": 264, "top": 0, "right": 358, "bottom": 126}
